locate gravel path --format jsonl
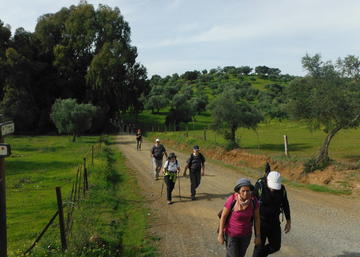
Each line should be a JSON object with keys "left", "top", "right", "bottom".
{"left": 116, "top": 135, "right": 360, "bottom": 257}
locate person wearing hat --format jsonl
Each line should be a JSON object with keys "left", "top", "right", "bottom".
{"left": 218, "top": 178, "right": 261, "bottom": 257}
{"left": 183, "top": 145, "right": 205, "bottom": 200}
{"left": 150, "top": 138, "right": 168, "bottom": 180}
{"left": 252, "top": 171, "right": 291, "bottom": 257}
{"left": 162, "top": 152, "right": 181, "bottom": 204}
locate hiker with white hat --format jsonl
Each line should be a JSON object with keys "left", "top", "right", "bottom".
{"left": 150, "top": 138, "right": 168, "bottom": 180}
{"left": 252, "top": 171, "right": 291, "bottom": 257}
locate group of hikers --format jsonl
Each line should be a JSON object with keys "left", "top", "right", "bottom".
{"left": 137, "top": 133, "right": 291, "bottom": 257}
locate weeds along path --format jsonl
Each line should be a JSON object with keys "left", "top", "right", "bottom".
{"left": 115, "top": 135, "right": 360, "bottom": 257}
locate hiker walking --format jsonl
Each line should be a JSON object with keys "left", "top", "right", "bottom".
{"left": 150, "top": 138, "right": 168, "bottom": 180}
{"left": 136, "top": 129, "right": 142, "bottom": 150}
{"left": 218, "top": 178, "right": 261, "bottom": 257}
{"left": 162, "top": 152, "right": 181, "bottom": 204}
{"left": 183, "top": 145, "right": 205, "bottom": 200}
{"left": 252, "top": 170, "right": 291, "bottom": 257}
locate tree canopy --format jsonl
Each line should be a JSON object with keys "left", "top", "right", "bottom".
{"left": 50, "top": 98, "right": 97, "bottom": 141}
{"left": 287, "top": 54, "right": 360, "bottom": 171}
{"left": 208, "top": 89, "right": 263, "bottom": 149}
{"left": 0, "top": 3, "right": 148, "bottom": 133}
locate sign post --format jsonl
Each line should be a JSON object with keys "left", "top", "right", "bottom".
{"left": 0, "top": 121, "right": 14, "bottom": 257}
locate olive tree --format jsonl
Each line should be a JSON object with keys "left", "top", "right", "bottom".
{"left": 287, "top": 54, "right": 360, "bottom": 172}
{"left": 50, "top": 98, "right": 97, "bottom": 141}
{"left": 208, "top": 90, "right": 263, "bottom": 149}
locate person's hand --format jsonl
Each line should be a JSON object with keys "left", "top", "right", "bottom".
{"left": 254, "top": 236, "right": 261, "bottom": 245}
{"left": 217, "top": 232, "right": 224, "bottom": 244}
{"left": 284, "top": 220, "right": 291, "bottom": 233}
{"left": 201, "top": 170, "right": 205, "bottom": 176}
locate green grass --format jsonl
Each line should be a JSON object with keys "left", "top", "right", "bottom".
{"left": 6, "top": 135, "right": 99, "bottom": 253}
{"left": 283, "top": 179, "right": 352, "bottom": 195}
{"left": 147, "top": 120, "right": 360, "bottom": 163}
{"left": 5, "top": 136, "right": 156, "bottom": 257}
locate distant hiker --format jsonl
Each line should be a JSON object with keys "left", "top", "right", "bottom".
{"left": 183, "top": 145, "right": 205, "bottom": 200}
{"left": 136, "top": 129, "right": 142, "bottom": 150}
{"left": 162, "top": 152, "right": 181, "bottom": 204}
{"left": 252, "top": 171, "right": 291, "bottom": 257}
{"left": 150, "top": 138, "right": 168, "bottom": 180}
{"left": 218, "top": 178, "right": 261, "bottom": 257}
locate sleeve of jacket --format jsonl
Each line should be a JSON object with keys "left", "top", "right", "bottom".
{"left": 282, "top": 185, "right": 291, "bottom": 221}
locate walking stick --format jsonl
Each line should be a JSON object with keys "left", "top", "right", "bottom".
{"left": 178, "top": 172, "right": 182, "bottom": 200}
{"left": 160, "top": 178, "right": 164, "bottom": 198}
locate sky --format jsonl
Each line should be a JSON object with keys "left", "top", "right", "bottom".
{"left": 1, "top": 0, "right": 360, "bottom": 77}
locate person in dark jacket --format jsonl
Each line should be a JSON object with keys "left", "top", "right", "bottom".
{"left": 252, "top": 171, "right": 291, "bottom": 257}
{"left": 150, "top": 138, "right": 168, "bottom": 180}
{"left": 183, "top": 145, "right": 205, "bottom": 200}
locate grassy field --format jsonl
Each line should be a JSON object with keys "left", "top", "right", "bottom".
{"left": 146, "top": 119, "right": 360, "bottom": 163}
{"left": 5, "top": 136, "right": 156, "bottom": 256}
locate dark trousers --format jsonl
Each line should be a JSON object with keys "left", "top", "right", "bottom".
{"left": 190, "top": 169, "right": 201, "bottom": 197}
{"left": 225, "top": 233, "right": 252, "bottom": 257}
{"left": 136, "top": 139, "right": 141, "bottom": 150}
{"left": 252, "top": 222, "right": 281, "bottom": 257}
{"left": 164, "top": 175, "right": 175, "bottom": 201}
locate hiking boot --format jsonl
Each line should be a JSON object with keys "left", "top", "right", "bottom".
{"left": 191, "top": 196, "right": 196, "bottom": 201}
{"left": 167, "top": 201, "right": 173, "bottom": 205}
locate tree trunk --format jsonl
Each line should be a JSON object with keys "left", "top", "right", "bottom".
{"left": 230, "top": 125, "right": 237, "bottom": 145}
{"left": 72, "top": 133, "right": 76, "bottom": 142}
{"left": 315, "top": 126, "right": 342, "bottom": 167}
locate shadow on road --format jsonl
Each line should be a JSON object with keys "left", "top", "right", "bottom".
{"left": 173, "top": 192, "right": 232, "bottom": 203}
{"left": 334, "top": 252, "right": 360, "bottom": 257}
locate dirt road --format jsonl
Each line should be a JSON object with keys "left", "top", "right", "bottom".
{"left": 116, "top": 135, "right": 360, "bottom": 257}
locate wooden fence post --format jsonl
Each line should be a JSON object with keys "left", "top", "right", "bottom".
{"left": 55, "top": 187, "right": 67, "bottom": 251}
{"left": 284, "top": 135, "right": 289, "bottom": 157}
{"left": 83, "top": 158, "right": 88, "bottom": 193}
{"left": 203, "top": 128, "right": 207, "bottom": 141}
{"left": 91, "top": 146, "right": 94, "bottom": 167}
{"left": 186, "top": 125, "right": 188, "bottom": 137}
{"left": 78, "top": 169, "right": 82, "bottom": 201}
{"left": 73, "top": 168, "right": 80, "bottom": 202}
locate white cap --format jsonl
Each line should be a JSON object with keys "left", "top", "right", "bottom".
{"left": 267, "top": 171, "right": 282, "bottom": 190}
{"left": 155, "top": 138, "right": 160, "bottom": 142}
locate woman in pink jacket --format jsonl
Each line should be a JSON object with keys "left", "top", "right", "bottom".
{"left": 218, "top": 178, "right": 261, "bottom": 257}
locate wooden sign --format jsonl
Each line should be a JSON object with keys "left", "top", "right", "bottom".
{"left": 0, "top": 122, "right": 14, "bottom": 137}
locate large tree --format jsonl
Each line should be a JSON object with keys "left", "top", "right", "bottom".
{"left": 287, "top": 54, "right": 360, "bottom": 171}
{"left": 208, "top": 89, "right": 263, "bottom": 149}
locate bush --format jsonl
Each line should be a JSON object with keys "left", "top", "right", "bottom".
{"left": 303, "top": 158, "right": 330, "bottom": 173}
{"left": 225, "top": 141, "right": 239, "bottom": 151}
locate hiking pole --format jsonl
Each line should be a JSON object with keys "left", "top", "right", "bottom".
{"left": 178, "top": 173, "right": 182, "bottom": 201}
{"left": 160, "top": 178, "right": 164, "bottom": 198}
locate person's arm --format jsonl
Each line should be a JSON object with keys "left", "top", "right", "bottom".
{"left": 162, "top": 161, "right": 168, "bottom": 175}
{"left": 201, "top": 154, "right": 205, "bottom": 176}
{"left": 150, "top": 146, "right": 154, "bottom": 158}
{"left": 177, "top": 162, "right": 181, "bottom": 173}
{"left": 163, "top": 145, "right": 168, "bottom": 158}
{"left": 282, "top": 186, "right": 291, "bottom": 233}
{"left": 183, "top": 164, "right": 188, "bottom": 176}
{"left": 183, "top": 156, "right": 191, "bottom": 176}
{"left": 217, "top": 207, "right": 230, "bottom": 244}
{"left": 254, "top": 205, "right": 261, "bottom": 245}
